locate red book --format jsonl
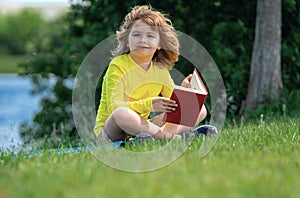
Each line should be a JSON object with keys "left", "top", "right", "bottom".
{"left": 164, "top": 68, "right": 208, "bottom": 127}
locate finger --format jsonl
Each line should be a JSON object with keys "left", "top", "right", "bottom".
{"left": 163, "top": 105, "right": 176, "bottom": 112}
{"left": 168, "top": 100, "right": 177, "bottom": 107}
{"left": 160, "top": 97, "right": 175, "bottom": 103}
{"left": 163, "top": 99, "right": 176, "bottom": 104}
{"left": 186, "top": 74, "right": 193, "bottom": 80}
{"left": 163, "top": 103, "right": 178, "bottom": 111}
{"left": 168, "top": 102, "right": 178, "bottom": 107}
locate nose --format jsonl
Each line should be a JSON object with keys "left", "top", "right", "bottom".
{"left": 139, "top": 35, "right": 147, "bottom": 43}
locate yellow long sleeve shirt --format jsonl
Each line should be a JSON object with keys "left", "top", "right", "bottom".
{"left": 94, "top": 53, "right": 175, "bottom": 136}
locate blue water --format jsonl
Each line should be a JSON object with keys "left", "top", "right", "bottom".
{"left": 0, "top": 74, "right": 42, "bottom": 150}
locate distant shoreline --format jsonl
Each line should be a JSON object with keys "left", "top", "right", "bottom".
{"left": 0, "top": 73, "right": 18, "bottom": 76}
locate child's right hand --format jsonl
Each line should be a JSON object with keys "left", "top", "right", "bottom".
{"left": 152, "top": 97, "right": 177, "bottom": 112}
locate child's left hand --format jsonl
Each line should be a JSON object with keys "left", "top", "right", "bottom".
{"left": 181, "top": 74, "right": 193, "bottom": 88}
{"left": 152, "top": 97, "right": 177, "bottom": 112}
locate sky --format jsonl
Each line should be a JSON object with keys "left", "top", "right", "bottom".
{"left": 0, "top": 0, "right": 71, "bottom": 7}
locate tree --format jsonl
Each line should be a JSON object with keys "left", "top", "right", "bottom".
{"left": 241, "top": 0, "right": 283, "bottom": 114}
{"left": 0, "top": 9, "right": 46, "bottom": 54}
{"left": 20, "top": 0, "right": 299, "bottom": 147}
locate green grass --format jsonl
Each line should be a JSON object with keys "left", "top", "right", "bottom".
{"left": 0, "top": 117, "right": 299, "bottom": 198}
{"left": 0, "top": 54, "right": 27, "bottom": 73}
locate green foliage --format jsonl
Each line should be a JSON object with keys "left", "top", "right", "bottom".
{"left": 0, "top": 9, "right": 48, "bottom": 54}
{"left": 282, "top": 0, "right": 300, "bottom": 91}
{"left": 210, "top": 19, "right": 254, "bottom": 117}
{"left": 19, "top": 0, "right": 300, "bottom": 147}
{"left": 242, "top": 89, "right": 300, "bottom": 120}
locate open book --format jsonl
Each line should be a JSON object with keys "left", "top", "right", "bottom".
{"left": 164, "top": 68, "right": 208, "bottom": 127}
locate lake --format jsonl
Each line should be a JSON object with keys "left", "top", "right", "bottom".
{"left": 0, "top": 74, "right": 42, "bottom": 150}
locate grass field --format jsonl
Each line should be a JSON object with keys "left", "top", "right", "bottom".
{"left": 0, "top": 117, "right": 299, "bottom": 198}
{"left": 0, "top": 54, "right": 27, "bottom": 73}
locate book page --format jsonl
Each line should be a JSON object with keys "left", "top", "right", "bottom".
{"left": 190, "top": 69, "right": 207, "bottom": 94}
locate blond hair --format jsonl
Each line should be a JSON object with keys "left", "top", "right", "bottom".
{"left": 111, "top": 5, "right": 179, "bottom": 69}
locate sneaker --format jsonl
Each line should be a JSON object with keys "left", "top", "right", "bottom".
{"left": 180, "top": 125, "right": 218, "bottom": 139}
{"left": 192, "top": 125, "right": 218, "bottom": 136}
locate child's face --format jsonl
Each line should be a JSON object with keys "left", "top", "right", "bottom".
{"left": 128, "top": 19, "right": 160, "bottom": 57}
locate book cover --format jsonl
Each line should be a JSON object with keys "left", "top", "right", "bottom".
{"left": 164, "top": 68, "right": 208, "bottom": 127}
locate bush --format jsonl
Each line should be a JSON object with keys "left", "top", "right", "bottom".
{"left": 19, "top": 0, "right": 300, "bottom": 147}
{"left": 0, "top": 9, "right": 48, "bottom": 54}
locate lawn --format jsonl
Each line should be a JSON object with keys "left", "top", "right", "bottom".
{"left": 0, "top": 54, "right": 27, "bottom": 73}
{"left": 0, "top": 117, "right": 299, "bottom": 198}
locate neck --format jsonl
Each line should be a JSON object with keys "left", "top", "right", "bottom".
{"left": 130, "top": 53, "right": 153, "bottom": 71}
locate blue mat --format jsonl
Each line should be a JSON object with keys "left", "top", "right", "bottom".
{"left": 12, "top": 125, "right": 218, "bottom": 158}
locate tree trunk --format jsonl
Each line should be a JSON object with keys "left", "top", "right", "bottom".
{"left": 242, "top": 0, "right": 282, "bottom": 114}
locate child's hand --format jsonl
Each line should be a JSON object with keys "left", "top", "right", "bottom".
{"left": 152, "top": 97, "right": 177, "bottom": 112}
{"left": 181, "top": 74, "right": 193, "bottom": 88}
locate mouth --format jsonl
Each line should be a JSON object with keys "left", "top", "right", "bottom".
{"left": 136, "top": 46, "right": 151, "bottom": 49}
